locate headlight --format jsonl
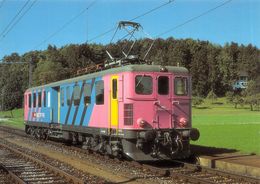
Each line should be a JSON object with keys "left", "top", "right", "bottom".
{"left": 179, "top": 117, "right": 188, "bottom": 127}
{"left": 137, "top": 118, "right": 146, "bottom": 128}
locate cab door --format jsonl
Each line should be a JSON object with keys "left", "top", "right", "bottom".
{"left": 172, "top": 75, "right": 191, "bottom": 128}
{"left": 110, "top": 76, "right": 119, "bottom": 130}
{"left": 155, "top": 74, "right": 172, "bottom": 129}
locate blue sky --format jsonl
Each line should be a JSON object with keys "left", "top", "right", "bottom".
{"left": 0, "top": 0, "right": 259, "bottom": 60}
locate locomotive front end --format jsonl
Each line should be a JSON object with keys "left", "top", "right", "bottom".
{"left": 121, "top": 65, "right": 199, "bottom": 161}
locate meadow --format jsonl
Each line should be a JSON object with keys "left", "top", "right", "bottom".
{"left": 0, "top": 108, "right": 24, "bottom": 129}
{"left": 191, "top": 98, "right": 260, "bottom": 154}
{"left": 0, "top": 99, "right": 259, "bottom": 154}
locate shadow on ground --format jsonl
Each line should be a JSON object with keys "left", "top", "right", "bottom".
{"left": 190, "top": 144, "right": 238, "bottom": 156}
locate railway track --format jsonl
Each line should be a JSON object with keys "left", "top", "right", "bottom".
{"left": 0, "top": 165, "right": 9, "bottom": 184}
{"left": 0, "top": 125, "right": 259, "bottom": 184}
{"left": 0, "top": 141, "right": 84, "bottom": 184}
{"left": 138, "top": 160, "right": 259, "bottom": 184}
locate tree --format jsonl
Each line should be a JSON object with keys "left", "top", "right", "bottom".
{"left": 207, "top": 90, "right": 218, "bottom": 103}
{"left": 33, "top": 60, "right": 69, "bottom": 86}
{"left": 244, "top": 78, "right": 260, "bottom": 111}
{"left": 2, "top": 52, "right": 20, "bottom": 63}
{"left": 0, "top": 63, "right": 28, "bottom": 110}
{"left": 190, "top": 41, "right": 209, "bottom": 96}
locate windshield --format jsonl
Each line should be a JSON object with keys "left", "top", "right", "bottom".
{"left": 174, "top": 77, "right": 188, "bottom": 96}
{"left": 135, "top": 75, "right": 153, "bottom": 95}
{"left": 158, "top": 76, "right": 169, "bottom": 95}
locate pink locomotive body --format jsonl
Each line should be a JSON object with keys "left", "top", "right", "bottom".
{"left": 24, "top": 64, "right": 199, "bottom": 161}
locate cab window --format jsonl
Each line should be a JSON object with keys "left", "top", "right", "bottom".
{"left": 158, "top": 76, "right": 169, "bottom": 95}
{"left": 135, "top": 75, "right": 152, "bottom": 95}
{"left": 174, "top": 77, "right": 188, "bottom": 96}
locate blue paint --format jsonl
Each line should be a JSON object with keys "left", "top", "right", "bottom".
{"left": 75, "top": 79, "right": 92, "bottom": 126}
{"left": 27, "top": 87, "right": 52, "bottom": 124}
{"left": 26, "top": 76, "right": 102, "bottom": 128}
{"left": 50, "top": 88, "right": 58, "bottom": 123}
{"left": 83, "top": 77, "right": 101, "bottom": 127}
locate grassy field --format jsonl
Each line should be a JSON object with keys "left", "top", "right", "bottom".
{"left": 0, "top": 98, "right": 259, "bottom": 154}
{"left": 191, "top": 98, "right": 260, "bottom": 154}
{"left": 0, "top": 108, "right": 24, "bottom": 129}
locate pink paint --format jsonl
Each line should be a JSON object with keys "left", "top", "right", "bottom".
{"left": 87, "top": 71, "right": 191, "bottom": 131}
{"left": 24, "top": 91, "right": 30, "bottom": 121}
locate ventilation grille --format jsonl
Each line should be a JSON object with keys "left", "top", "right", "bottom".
{"left": 124, "top": 104, "right": 133, "bottom": 125}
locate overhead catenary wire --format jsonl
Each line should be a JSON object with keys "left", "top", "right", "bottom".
{"left": 130, "top": 0, "right": 175, "bottom": 22}
{"left": 157, "top": 0, "right": 233, "bottom": 38}
{"left": 0, "top": 0, "right": 37, "bottom": 41}
{"left": 142, "top": 0, "right": 233, "bottom": 60}
{"left": 34, "top": 0, "right": 98, "bottom": 49}
{"left": 87, "top": 0, "right": 176, "bottom": 43}
{"left": 0, "top": 0, "right": 31, "bottom": 38}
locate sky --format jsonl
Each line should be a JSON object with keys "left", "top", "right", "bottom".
{"left": 0, "top": 0, "right": 259, "bottom": 60}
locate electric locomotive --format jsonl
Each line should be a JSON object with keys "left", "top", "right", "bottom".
{"left": 24, "top": 63, "right": 199, "bottom": 161}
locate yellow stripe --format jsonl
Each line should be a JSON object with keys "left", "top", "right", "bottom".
{"left": 110, "top": 76, "right": 118, "bottom": 128}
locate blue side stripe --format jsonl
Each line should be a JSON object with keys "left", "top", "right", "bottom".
{"left": 83, "top": 77, "right": 101, "bottom": 127}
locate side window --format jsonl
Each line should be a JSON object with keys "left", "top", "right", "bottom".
{"left": 33, "top": 93, "right": 36, "bottom": 108}
{"left": 66, "top": 86, "right": 71, "bottom": 106}
{"left": 73, "top": 85, "right": 80, "bottom": 106}
{"left": 38, "top": 92, "right": 42, "bottom": 107}
{"left": 43, "top": 91, "right": 46, "bottom": 107}
{"left": 61, "top": 88, "right": 64, "bottom": 106}
{"left": 83, "top": 83, "right": 91, "bottom": 105}
{"left": 174, "top": 77, "right": 188, "bottom": 96}
{"left": 158, "top": 76, "right": 169, "bottom": 95}
{"left": 47, "top": 91, "right": 51, "bottom": 107}
{"left": 135, "top": 75, "right": 153, "bottom": 95}
{"left": 95, "top": 80, "right": 104, "bottom": 105}
{"left": 28, "top": 94, "right": 31, "bottom": 108}
{"left": 112, "top": 79, "right": 117, "bottom": 99}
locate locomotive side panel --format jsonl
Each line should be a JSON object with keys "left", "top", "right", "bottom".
{"left": 25, "top": 87, "right": 52, "bottom": 124}
{"left": 88, "top": 76, "right": 109, "bottom": 128}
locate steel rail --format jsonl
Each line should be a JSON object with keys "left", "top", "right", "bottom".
{"left": 171, "top": 159, "right": 259, "bottom": 183}
{"left": 0, "top": 142, "right": 84, "bottom": 184}
{"left": 0, "top": 163, "right": 26, "bottom": 184}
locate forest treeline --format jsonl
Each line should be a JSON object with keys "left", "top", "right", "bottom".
{"left": 0, "top": 37, "right": 259, "bottom": 110}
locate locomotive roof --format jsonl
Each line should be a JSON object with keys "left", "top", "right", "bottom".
{"left": 26, "top": 64, "right": 189, "bottom": 91}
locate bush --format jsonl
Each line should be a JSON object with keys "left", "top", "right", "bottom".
{"left": 206, "top": 90, "right": 217, "bottom": 103}
{"left": 192, "top": 96, "right": 204, "bottom": 107}
{"left": 244, "top": 93, "right": 260, "bottom": 111}
{"left": 225, "top": 91, "right": 234, "bottom": 104}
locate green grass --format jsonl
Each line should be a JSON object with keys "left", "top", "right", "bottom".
{"left": 192, "top": 98, "right": 260, "bottom": 154}
{"left": 0, "top": 108, "right": 24, "bottom": 129}
{"left": 1, "top": 98, "right": 260, "bottom": 154}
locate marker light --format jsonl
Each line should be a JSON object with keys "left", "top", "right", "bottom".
{"left": 137, "top": 118, "right": 146, "bottom": 128}
{"left": 179, "top": 117, "right": 188, "bottom": 127}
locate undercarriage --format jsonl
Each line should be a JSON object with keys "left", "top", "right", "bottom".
{"left": 25, "top": 123, "right": 199, "bottom": 161}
